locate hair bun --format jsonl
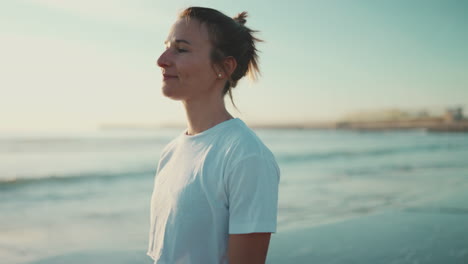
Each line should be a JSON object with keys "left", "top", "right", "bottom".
{"left": 233, "top": 11, "right": 248, "bottom": 25}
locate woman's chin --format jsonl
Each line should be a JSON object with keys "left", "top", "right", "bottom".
{"left": 161, "top": 86, "right": 184, "bottom": 100}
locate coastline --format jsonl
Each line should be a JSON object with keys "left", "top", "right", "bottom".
{"left": 251, "top": 119, "right": 468, "bottom": 132}
{"left": 4, "top": 129, "right": 466, "bottom": 264}
{"left": 98, "top": 119, "right": 468, "bottom": 133}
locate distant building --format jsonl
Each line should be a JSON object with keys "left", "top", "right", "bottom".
{"left": 444, "top": 107, "right": 464, "bottom": 122}
{"left": 416, "top": 110, "right": 430, "bottom": 118}
{"left": 341, "top": 108, "right": 411, "bottom": 122}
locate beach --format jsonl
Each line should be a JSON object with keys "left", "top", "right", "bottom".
{"left": 12, "top": 190, "right": 468, "bottom": 264}
{"left": 1, "top": 128, "right": 467, "bottom": 264}
{"left": 269, "top": 189, "right": 468, "bottom": 263}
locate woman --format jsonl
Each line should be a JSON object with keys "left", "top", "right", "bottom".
{"left": 147, "top": 7, "right": 280, "bottom": 264}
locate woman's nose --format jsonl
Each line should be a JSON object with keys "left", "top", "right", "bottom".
{"left": 157, "top": 50, "right": 171, "bottom": 68}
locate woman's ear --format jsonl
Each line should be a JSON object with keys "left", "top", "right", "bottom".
{"left": 222, "top": 56, "right": 237, "bottom": 78}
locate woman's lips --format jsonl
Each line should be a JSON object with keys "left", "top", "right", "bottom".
{"left": 163, "top": 74, "right": 178, "bottom": 81}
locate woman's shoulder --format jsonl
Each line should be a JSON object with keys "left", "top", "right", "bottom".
{"left": 219, "top": 119, "right": 280, "bottom": 179}
{"left": 221, "top": 119, "right": 276, "bottom": 162}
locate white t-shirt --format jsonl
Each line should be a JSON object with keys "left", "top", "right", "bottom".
{"left": 147, "top": 117, "right": 280, "bottom": 264}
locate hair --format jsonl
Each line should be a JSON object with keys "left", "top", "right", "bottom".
{"left": 178, "top": 7, "right": 263, "bottom": 108}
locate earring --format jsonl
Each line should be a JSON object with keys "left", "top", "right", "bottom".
{"left": 218, "top": 73, "right": 222, "bottom": 78}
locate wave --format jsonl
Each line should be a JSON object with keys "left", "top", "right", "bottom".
{"left": 0, "top": 169, "right": 156, "bottom": 190}
{"left": 277, "top": 142, "right": 468, "bottom": 163}
{"left": 342, "top": 162, "right": 468, "bottom": 177}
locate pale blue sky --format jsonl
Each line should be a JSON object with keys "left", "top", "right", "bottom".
{"left": 1, "top": 0, "right": 467, "bottom": 132}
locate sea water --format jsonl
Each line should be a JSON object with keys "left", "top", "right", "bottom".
{"left": 1, "top": 128, "right": 467, "bottom": 264}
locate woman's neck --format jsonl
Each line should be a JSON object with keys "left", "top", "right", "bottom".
{"left": 183, "top": 95, "right": 233, "bottom": 136}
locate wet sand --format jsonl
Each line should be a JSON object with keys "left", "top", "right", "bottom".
{"left": 269, "top": 189, "right": 468, "bottom": 263}
{"left": 21, "top": 190, "right": 468, "bottom": 264}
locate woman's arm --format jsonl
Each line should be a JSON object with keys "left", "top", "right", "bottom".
{"left": 227, "top": 232, "right": 271, "bottom": 264}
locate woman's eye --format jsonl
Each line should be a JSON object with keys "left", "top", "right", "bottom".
{"left": 176, "top": 48, "right": 187, "bottom": 53}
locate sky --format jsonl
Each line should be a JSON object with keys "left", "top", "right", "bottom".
{"left": 1, "top": 0, "right": 467, "bottom": 132}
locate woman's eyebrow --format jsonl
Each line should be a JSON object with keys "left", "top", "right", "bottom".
{"left": 164, "top": 39, "right": 192, "bottom": 45}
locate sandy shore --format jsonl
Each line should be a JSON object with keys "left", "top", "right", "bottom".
{"left": 269, "top": 190, "right": 468, "bottom": 263}
{"left": 21, "top": 190, "right": 468, "bottom": 264}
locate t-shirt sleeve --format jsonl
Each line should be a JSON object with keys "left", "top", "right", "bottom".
{"left": 225, "top": 153, "right": 280, "bottom": 234}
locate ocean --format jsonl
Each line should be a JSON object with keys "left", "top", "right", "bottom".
{"left": 1, "top": 128, "right": 467, "bottom": 264}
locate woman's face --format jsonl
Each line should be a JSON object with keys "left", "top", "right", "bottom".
{"left": 157, "top": 18, "right": 220, "bottom": 101}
